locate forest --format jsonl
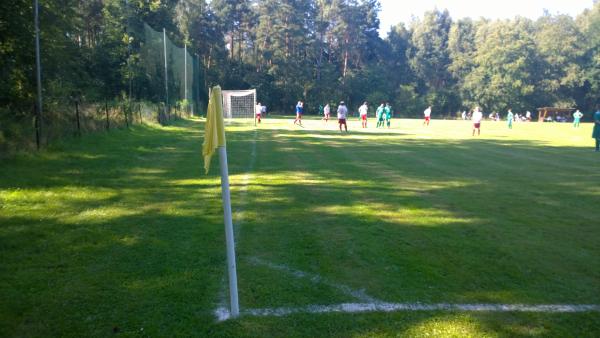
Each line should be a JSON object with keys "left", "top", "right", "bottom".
{"left": 1, "top": 0, "right": 599, "bottom": 149}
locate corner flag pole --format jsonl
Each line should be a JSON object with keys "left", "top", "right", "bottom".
{"left": 203, "top": 86, "right": 239, "bottom": 318}
{"left": 218, "top": 145, "right": 239, "bottom": 317}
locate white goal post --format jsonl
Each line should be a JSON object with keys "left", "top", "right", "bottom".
{"left": 221, "top": 89, "right": 257, "bottom": 119}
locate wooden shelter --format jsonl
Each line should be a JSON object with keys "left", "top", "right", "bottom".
{"left": 537, "top": 107, "right": 576, "bottom": 122}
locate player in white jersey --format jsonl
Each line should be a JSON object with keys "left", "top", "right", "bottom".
{"left": 472, "top": 107, "right": 483, "bottom": 136}
{"left": 358, "top": 102, "right": 368, "bottom": 128}
{"left": 337, "top": 101, "right": 348, "bottom": 132}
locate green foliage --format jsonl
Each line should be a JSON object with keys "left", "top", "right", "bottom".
{"left": 3, "top": 0, "right": 600, "bottom": 150}
{"left": 462, "top": 19, "right": 538, "bottom": 112}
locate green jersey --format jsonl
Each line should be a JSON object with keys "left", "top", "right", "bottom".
{"left": 376, "top": 106, "right": 384, "bottom": 119}
{"left": 593, "top": 111, "right": 600, "bottom": 139}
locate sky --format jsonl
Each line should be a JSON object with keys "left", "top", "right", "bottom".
{"left": 378, "top": 0, "right": 596, "bottom": 36}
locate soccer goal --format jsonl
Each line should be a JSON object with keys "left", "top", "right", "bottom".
{"left": 221, "top": 89, "right": 256, "bottom": 119}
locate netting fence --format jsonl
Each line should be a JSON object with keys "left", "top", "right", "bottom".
{"left": 0, "top": 7, "right": 203, "bottom": 154}
{"left": 140, "top": 23, "right": 201, "bottom": 124}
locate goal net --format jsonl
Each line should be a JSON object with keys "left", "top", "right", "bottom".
{"left": 221, "top": 89, "right": 256, "bottom": 119}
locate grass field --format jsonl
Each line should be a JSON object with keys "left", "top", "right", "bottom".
{"left": 1, "top": 116, "right": 599, "bottom": 337}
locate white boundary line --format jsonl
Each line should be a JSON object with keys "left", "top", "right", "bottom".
{"left": 216, "top": 302, "right": 600, "bottom": 321}
{"left": 216, "top": 256, "right": 600, "bottom": 321}
{"left": 233, "top": 127, "right": 257, "bottom": 241}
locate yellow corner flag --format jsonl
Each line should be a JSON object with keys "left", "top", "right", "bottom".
{"left": 202, "top": 85, "right": 240, "bottom": 318}
{"left": 203, "top": 86, "right": 226, "bottom": 174}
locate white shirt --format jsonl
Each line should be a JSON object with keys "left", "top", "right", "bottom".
{"left": 255, "top": 104, "right": 262, "bottom": 115}
{"left": 337, "top": 105, "right": 348, "bottom": 119}
{"left": 424, "top": 108, "right": 431, "bottom": 117}
{"left": 324, "top": 105, "right": 330, "bottom": 114}
{"left": 359, "top": 104, "right": 368, "bottom": 116}
{"left": 472, "top": 111, "right": 483, "bottom": 123}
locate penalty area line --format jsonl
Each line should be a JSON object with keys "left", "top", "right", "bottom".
{"left": 215, "top": 302, "right": 600, "bottom": 321}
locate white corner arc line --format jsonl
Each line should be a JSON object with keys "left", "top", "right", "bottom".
{"left": 248, "top": 256, "right": 381, "bottom": 303}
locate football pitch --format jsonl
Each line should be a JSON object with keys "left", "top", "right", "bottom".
{"left": 1, "top": 116, "right": 599, "bottom": 336}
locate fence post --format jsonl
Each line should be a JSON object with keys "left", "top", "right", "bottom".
{"left": 75, "top": 100, "right": 81, "bottom": 136}
{"left": 34, "top": 0, "right": 43, "bottom": 149}
{"left": 163, "top": 28, "right": 169, "bottom": 123}
{"left": 123, "top": 103, "right": 130, "bottom": 129}
{"left": 105, "top": 101, "right": 110, "bottom": 130}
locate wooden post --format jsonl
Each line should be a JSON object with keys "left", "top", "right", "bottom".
{"left": 105, "top": 101, "right": 110, "bottom": 130}
{"left": 75, "top": 100, "right": 81, "bottom": 136}
{"left": 123, "top": 104, "right": 130, "bottom": 129}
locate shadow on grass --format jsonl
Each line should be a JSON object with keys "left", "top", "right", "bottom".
{"left": 0, "top": 119, "right": 598, "bottom": 337}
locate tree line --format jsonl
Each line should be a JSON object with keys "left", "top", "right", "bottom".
{"left": 1, "top": 0, "right": 599, "bottom": 147}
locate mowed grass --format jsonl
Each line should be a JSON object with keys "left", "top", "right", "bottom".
{"left": 1, "top": 116, "right": 599, "bottom": 337}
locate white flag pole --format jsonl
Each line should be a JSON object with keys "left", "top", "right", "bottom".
{"left": 218, "top": 145, "right": 239, "bottom": 318}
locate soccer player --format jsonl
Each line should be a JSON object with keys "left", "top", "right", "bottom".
{"left": 472, "top": 107, "right": 483, "bottom": 136}
{"left": 423, "top": 106, "right": 432, "bottom": 126}
{"left": 593, "top": 108, "right": 600, "bottom": 152}
{"left": 337, "top": 101, "right": 348, "bottom": 132}
{"left": 506, "top": 109, "right": 514, "bottom": 129}
{"left": 573, "top": 109, "right": 583, "bottom": 128}
{"left": 376, "top": 103, "right": 385, "bottom": 128}
{"left": 358, "top": 102, "right": 368, "bottom": 128}
{"left": 294, "top": 101, "right": 303, "bottom": 125}
{"left": 255, "top": 102, "right": 262, "bottom": 124}
{"left": 384, "top": 103, "right": 392, "bottom": 128}
{"left": 323, "top": 103, "right": 330, "bottom": 123}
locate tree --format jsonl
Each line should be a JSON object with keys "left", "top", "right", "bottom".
{"left": 577, "top": 2, "right": 600, "bottom": 111}
{"left": 535, "top": 14, "right": 585, "bottom": 108}
{"left": 408, "top": 9, "right": 456, "bottom": 113}
{"left": 464, "top": 19, "right": 537, "bottom": 112}
{"left": 448, "top": 18, "right": 477, "bottom": 108}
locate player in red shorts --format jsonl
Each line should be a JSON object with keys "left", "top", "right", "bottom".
{"left": 323, "top": 103, "right": 331, "bottom": 123}
{"left": 255, "top": 102, "right": 262, "bottom": 124}
{"left": 423, "top": 106, "right": 432, "bottom": 126}
{"left": 337, "top": 101, "right": 348, "bottom": 132}
{"left": 358, "top": 102, "right": 368, "bottom": 128}
{"left": 472, "top": 107, "right": 483, "bottom": 136}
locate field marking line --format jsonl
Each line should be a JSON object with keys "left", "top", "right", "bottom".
{"left": 232, "top": 127, "right": 257, "bottom": 240}
{"left": 216, "top": 256, "right": 600, "bottom": 321}
{"left": 214, "top": 125, "right": 600, "bottom": 321}
{"left": 215, "top": 302, "right": 600, "bottom": 321}
{"left": 248, "top": 256, "right": 381, "bottom": 303}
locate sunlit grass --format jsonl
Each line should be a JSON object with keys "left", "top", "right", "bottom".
{"left": 0, "top": 117, "right": 598, "bottom": 336}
